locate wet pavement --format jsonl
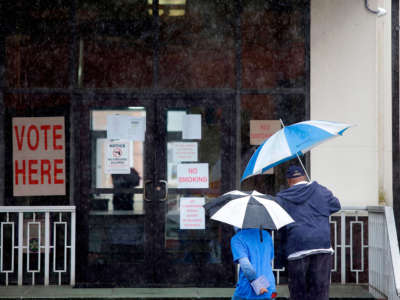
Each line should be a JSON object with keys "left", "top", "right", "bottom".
{"left": 0, "top": 284, "right": 375, "bottom": 299}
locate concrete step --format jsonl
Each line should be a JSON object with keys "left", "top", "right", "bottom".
{"left": 0, "top": 284, "right": 375, "bottom": 299}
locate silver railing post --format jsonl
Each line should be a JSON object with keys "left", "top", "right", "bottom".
{"left": 70, "top": 211, "right": 76, "bottom": 286}
{"left": 44, "top": 212, "right": 50, "bottom": 286}
{"left": 341, "top": 211, "right": 346, "bottom": 284}
{"left": 17, "top": 212, "right": 23, "bottom": 286}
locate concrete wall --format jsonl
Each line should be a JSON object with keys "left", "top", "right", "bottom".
{"left": 310, "top": 0, "right": 392, "bottom": 206}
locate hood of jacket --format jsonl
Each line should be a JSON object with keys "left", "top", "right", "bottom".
{"left": 277, "top": 181, "right": 319, "bottom": 205}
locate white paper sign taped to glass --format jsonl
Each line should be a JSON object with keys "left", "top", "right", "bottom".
{"left": 104, "top": 140, "right": 131, "bottom": 174}
{"left": 182, "top": 114, "right": 201, "bottom": 140}
{"left": 180, "top": 197, "right": 205, "bottom": 230}
{"left": 107, "top": 114, "right": 146, "bottom": 141}
{"left": 12, "top": 116, "right": 66, "bottom": 196}
{"left": 167, "top": 111, "right": 186, "bottom": 132}
{"left": 177, "top": 163, "right": 209, "bottom": 189}
{"left": 171, "top": 142, "right": 198, "bottom": 162}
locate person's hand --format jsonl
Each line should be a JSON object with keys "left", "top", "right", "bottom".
{"left": 259, "top": 287, "right": 268, "bottom": 294}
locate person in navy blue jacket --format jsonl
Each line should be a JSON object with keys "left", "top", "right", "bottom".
{"left": 275, "top": 165, "right": 340, "bottom": 300}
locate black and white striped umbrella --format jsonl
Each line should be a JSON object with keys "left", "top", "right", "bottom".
{"left": 204, "top": 190, "right": 294, "bottom": 230}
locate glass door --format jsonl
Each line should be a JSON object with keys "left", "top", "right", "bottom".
{"left": 81, "top": 95, "right": 235, "bottom": 287}
{"left": 82, "top": 97, "right": 156, "bottom": 286}
{"left": 152, "top": 96, "right": 235, "bottom": 286}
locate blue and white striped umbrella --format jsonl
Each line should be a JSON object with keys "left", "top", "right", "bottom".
{"left": 241, "top": 120, "right": 353, "bottom": 181}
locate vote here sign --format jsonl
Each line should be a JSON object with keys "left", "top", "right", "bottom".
{"left": 12, "top": 117, "right": 66, "bottom": 196}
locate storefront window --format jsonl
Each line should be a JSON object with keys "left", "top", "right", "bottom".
{"left": 159, "top": 1, "right": 235, "bottom": 88}
{"left": 240, "top": 94, "right": 306, "bottom": 194}
{"left": 241, "top": 0, "right": 306, "bottom": 88}
{"left": 5, "top": 1, "right": 71, "bottom": 88}
{"left": 77, "top": 0, "right": 153, "bottom": 88}
{"left": 0, "top": 0, "right": 309, "bottom": 288}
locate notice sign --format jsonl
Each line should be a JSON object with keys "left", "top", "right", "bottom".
{"left": 182, "top": 114, "right": 202, "bottom": 140}
{"left": 177, "top": 163, "right": 209, "bottom": 189}
{"left": 105, "top": 140, "right": 131, "bottom": 174}
{"left": 250, "top": 120, "right": 281, "bottom": 145}
{"left": 180, "top": 197, "right": 205, "bottom": 230}
{"left": 107, "top": 115, "right": 145, "bottom": 141}
{"left": 172, "top": 142, "right": 198, "bottom": 162}
{"left": 13, "top": 117, "right": 66, "bottom": 196}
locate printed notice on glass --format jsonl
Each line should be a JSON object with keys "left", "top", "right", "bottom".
{"left": 104, "top": 140, "right": 131, "bottom": 174}
{"left": 107, "top": 115, "right": 145, "bottom": 141}
{"left": 167, "top": 111, "right": 186, "bottom": 132}
{"left": 250, "top": 120, "right": 281, "bottom": 145}
{"left": 177, "top": 163, "right": 209, "bottom": 189}
{"left": 126, "top": 117, "right": 145, "bottom": 141}
{"left": 182, "top": 114, "right": 201, "bottom": 140}
{"left": 172, "top": 142, "right": 198, "bottom": 162}
{"left": 180, "top": 197, "right": 205, "bottom": 230}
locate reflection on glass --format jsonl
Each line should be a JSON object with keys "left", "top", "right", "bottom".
{"left": 88, "top": 108, "right": 147, "bottom": 279}
{"left": 91, "top": 109, "right": 145, "bottom": 190}
{"left": 90, "top": 108, "right": 146, "bottom": 214}
{"left": 240, "top": 94, "right": 305, "bottom": 194}
{"left": 148, "top": 0, "right": 186, "bottom": 17}
{"left": 78, "top": 0, "right": 153, "bottom": 88}
{"left": 159, "top": 1, "right": 235, "bottom": 88}
{"left": 164, "top": 106, "right": 223, "bottom": 267}
{"left": 164, "top": 193, "right": 221, "bottom": 265}
{"left": 241, "top": 1, "right": 306, "bottom": 88}
{"left": 5, "top": 0, "right": 70, "bottom": 88}
{"left": 88, "top": 199, "right": 145, "bottom": 264}
{"left": 166, "top": 107, "right": 221, "bottom": 190}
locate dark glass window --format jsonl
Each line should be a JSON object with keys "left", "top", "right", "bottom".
{"left": 241, "top": 0, "right": 306, "bottom": 88}
{"left": 4, "top": 1, "right": 71, "bottom": 88}
{"left": 77, "top": 0, "right": 153, "bottom": 88}
{"left": 159, "top": 1, "right": 235, "bottom": 88}
{"left": 240, "top": 94, "right": 306, "bottom": 194}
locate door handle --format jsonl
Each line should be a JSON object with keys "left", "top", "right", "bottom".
{"left": 159, "top": 180, "right": 168, "bottom": 202}
{"left": 144, "top": 180, "right": 152, "bottom": 202}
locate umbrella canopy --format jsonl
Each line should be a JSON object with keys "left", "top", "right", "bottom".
{"left": 241, "top": 120, "right": 353, "bottom": 181}
{"left": 203, "top": 190, "right": 294, "bottom": 230}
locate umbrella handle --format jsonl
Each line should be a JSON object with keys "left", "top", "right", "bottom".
{"left": 259, "top": 225, "right": 263, "bottom": 243}
{"left": 296, "top": 152, "right": 311, "bottom": 181}
{"left": 281, "top": 119, "right": 310, "bottom": 181}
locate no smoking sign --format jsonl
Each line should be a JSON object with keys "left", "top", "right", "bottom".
{"left": 112, "top": 147, "right": 123, "bottom": 157}
{"left": 105, "top": 141, "right": 131, "bottom": 174}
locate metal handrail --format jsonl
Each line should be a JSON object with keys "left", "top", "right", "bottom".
{"left": 0, "top": 206, "right": 75, "bottom": 213}
{"left": 368, "top": 206, "right": 400, "bottom": 298}
{"left": 331, "top": 206, "right": 369, "bottom": 284}
{"left": 0, "top": 206, "right": 76, "bottom": 286}
{"left": 384, "top": 206, "right": 400, "bottom": 296}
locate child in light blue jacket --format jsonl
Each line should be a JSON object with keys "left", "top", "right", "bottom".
{"left": 231, "top": 228, "right": 277, "bottom": 300}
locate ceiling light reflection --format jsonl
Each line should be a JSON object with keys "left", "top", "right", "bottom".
{"left": 169, "top": 9, "right": 185, "bottom": 16}
{"left": 148, "top": 0, "right": 186, "bottom": 5}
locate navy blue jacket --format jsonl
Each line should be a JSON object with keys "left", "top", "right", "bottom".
{"left": 276, "top": 181, "right": 340, "bottom": 258}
